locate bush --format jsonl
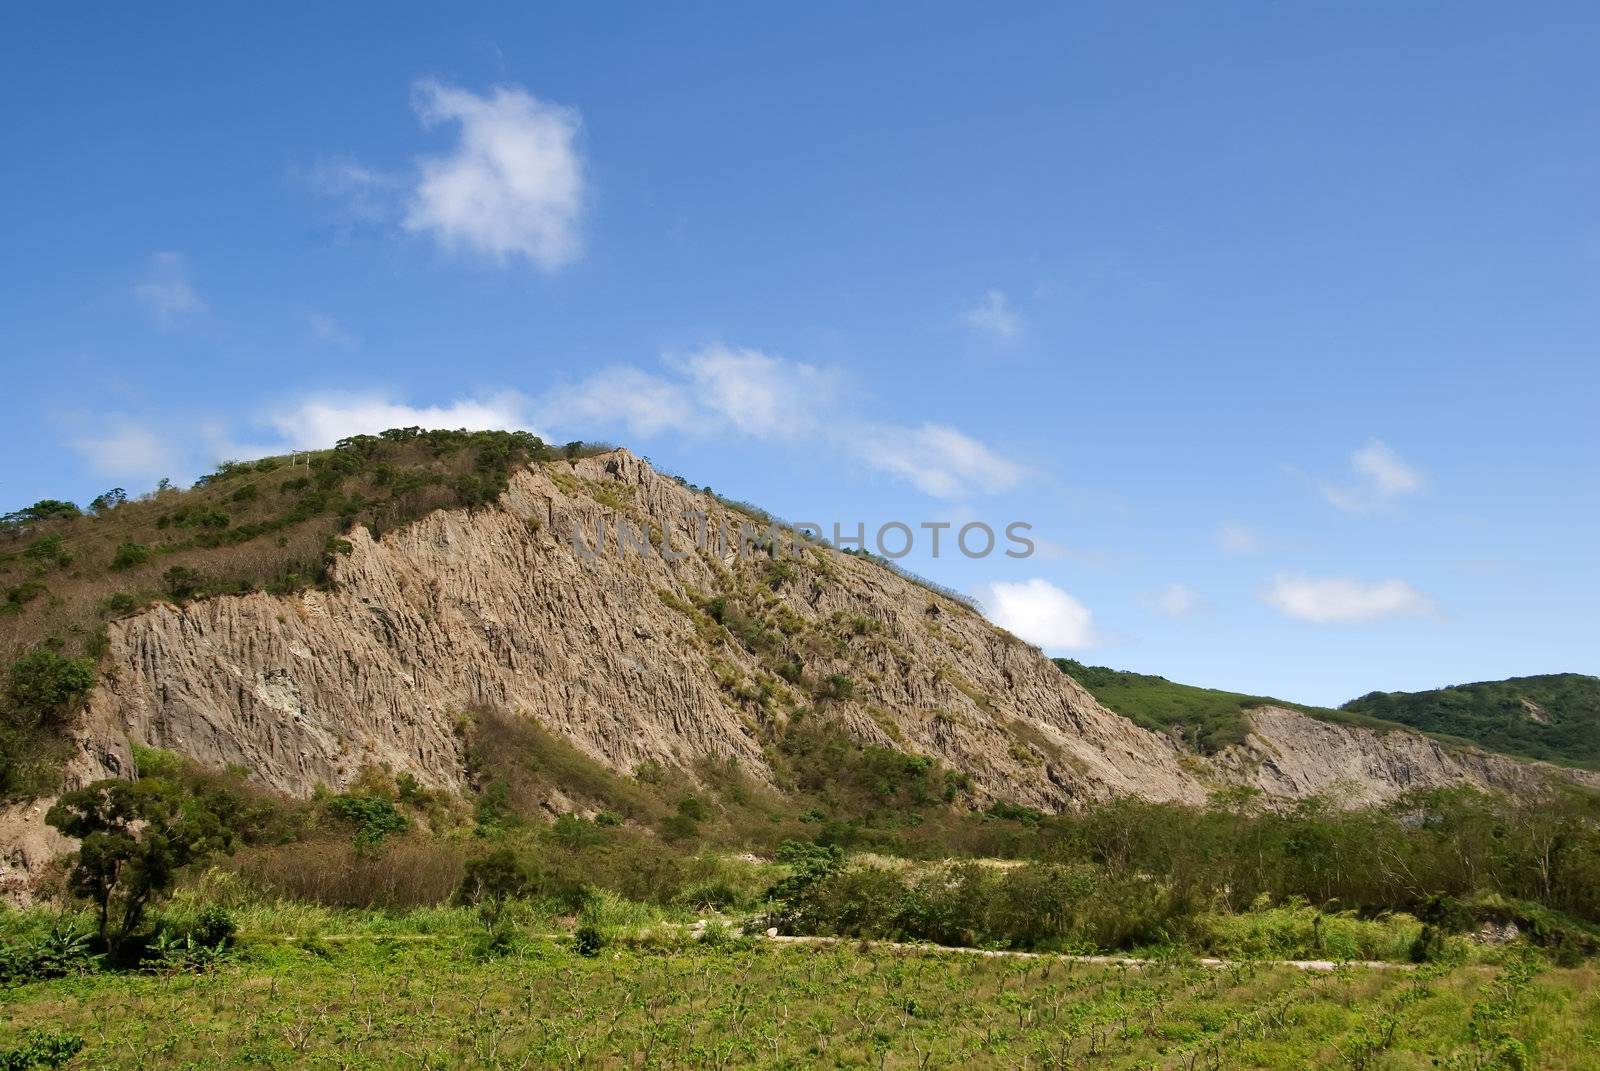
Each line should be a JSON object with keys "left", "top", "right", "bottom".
{"left": 99, "top": 592, "right": 150, "bottom": 617}
{"left": 573, "top": 924, "right": 605, "bottom": 957}
{"left": 110, "top": 542, "right": 154, "bottom": 570}
{"left": 327, "top": 794, "right": 409, "bottom": 848}
{"left": 5, "top": 651, "right": 95, "bottom": 730}
{"left": 161, "top": 566, "right": 205, "bottom": 602}
{"left": 820, "top": 674, "right": 855, "bottom": 701}
{"left": 456, "top": 848, "right": 537, "bottom": 907}
{"left": 0, "top": 921, "right": 98, "bottom": 984}
{"left": 22, "top": 535, "right": 72, "bottom": 569}
{"left": 0, "top": 1030, "right": 85, "bottom": 1070}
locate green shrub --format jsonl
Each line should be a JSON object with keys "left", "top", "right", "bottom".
{"left": 820, "top": 674, "right": 855, "bottom": 701}
{"left": 0, "top": 921, "right": 98, "bottom": 984}
{"left": 572, "top": 924, "right": 604, "bottom": 957}
{"left": 22, "top": 534, "right": 72, "bottom": 569}
{"left": 326, "top": 794, "right": 409, "bottom": 848}
{"left": 0, "top": 1029, "right": 85, "bottom": 1070}
{"left": 110, "top": 542, "right": 154, "bottom": 570}
{"left": 161, "top": 565, "right": 205, "bottom": 602}
{"left": 5, "top": 650, "right": 95, "bottom": 730}
{"left": 456, "top": 848, "right": 538, "bottom": 907}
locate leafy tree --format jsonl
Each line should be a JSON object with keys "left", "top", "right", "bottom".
{"left": 1, "top": 500, "right": 80, "bottom": 527}
{"left": 456, "top": 847, "right": 536, "bottom": 907}
{"left": 45, "top": 778, "right": 229, "bottom": 951}
{"left": 5, "top": 651, "right": 95, "bottom": 730}
{"left": 161, "top": 565, "right": 205, "bottom": 602}
{"left": 88, "top": 488, "right": 127, "bottom": 514}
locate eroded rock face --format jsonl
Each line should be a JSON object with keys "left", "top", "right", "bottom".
{"left": 65, "top": 450, "right": 1597, "bottom": 812}
{"left": 72, "top": 452, "right": 1199, "bottom": 806}
{"left": 1214, "top": 706, "right": 1595, "bottom": 805}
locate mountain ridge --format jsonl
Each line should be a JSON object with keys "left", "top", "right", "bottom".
{"left": 1341, "top": 673, "right": 1600, "bottom": 770}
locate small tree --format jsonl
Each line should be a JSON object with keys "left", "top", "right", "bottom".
{"left": 89, "top": 488, "right": 127, "bottom": 513}
{"left": 5, "top": 650, "right": 95, "bottom": 730}
{"left": 162, "top": 565, "right": 205, "bottom": 602}
{"left": 46, "top": 778, "right": 229, "bottom": 952}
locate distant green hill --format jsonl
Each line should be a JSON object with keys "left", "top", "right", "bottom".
{"left": 1056, "top": 656, "right": 1446, "bottom": 755}
{"left": 1052, "top": 659, "right": 1373, "bottom": 754}
{"left": 1341, "top": 674, "right": 1600, "bottom": 771}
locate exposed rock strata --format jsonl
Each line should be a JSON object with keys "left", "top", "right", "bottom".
{"left": 53, "top": 451, "right": 1598, "bottom": 816}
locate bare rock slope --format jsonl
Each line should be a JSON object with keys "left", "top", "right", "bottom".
{"left": 72, "top": 451, "right": 1592, "bottom": 810}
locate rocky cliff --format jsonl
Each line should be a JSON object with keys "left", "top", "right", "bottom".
{"left": 60, "top": 450, "right": 1589, "bottom": 813}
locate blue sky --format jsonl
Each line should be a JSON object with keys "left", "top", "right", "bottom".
{"left": 3, "top": 3, "right": 1597, "bottom": 705}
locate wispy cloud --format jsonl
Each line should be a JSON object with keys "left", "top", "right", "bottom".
{"left": 132, "top": 252, "right": 205, "bottom": 328}
{"left": 307, "top": 313, "right": 360, "bottom": 351}
{"left": 66, "top": 343, "right": 1021, "bottom": 502}
{"left": 263, "top": 392, "right": 536, "bottom": 451}
{"left": 1319, "top": 440, "right": 1425, "bottom": 515}
{"left": 960, "top": 288, "right": 1022, "bottom": 340}
{"left": 306, "top": 158, "right": 399, "bottom": 223}
{"left": 536, "top": 345, "right": 1024, "bottom": 499}
{"left": 72, "top": 417, "right": 180, "bottom": 484}
{"left": 404, "top": 81, "right": 585, "bottom": 270}
{"left": 1262, "top": 574, "right": 1433, "bottom": 624}
{"left": 1140, "top": 583, "right": 1204, "bottom": 618}
{"left": 858, "top": 423, "right": 1024, "bottom": 499}
{"left": 1030, "top": 536, "right": 1119, "bottom": 572}
{"left": 981, "top": 579, "right": 1095, "bottom": 649}
{"left": 1214, "top": 521, "right": 1263, "bottom": 555}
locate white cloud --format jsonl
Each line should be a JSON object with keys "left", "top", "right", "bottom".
{"left": 982, "top": 579, "right": 1096, "bottom": 649}
{"left": 1141, "top": 583, "right": 1203, "bottom": 617}
{"left": 676, "top": 345, "right": 837, "bottom": 439}
{"left": 306, "top": 158, "right": 399, "bottom": 222}
{"left": 858, "top": 423, "right": 1026, "bottom": 499}
{"left": 534, "top": 345, "right": 1023, "bottom": 499}
{"left": 132, "top": 252, "right": 205, "bottom": 328}
{"left": 1214, "top": 522, "right": 1263, "bottom": 555}
{"left": 960, "top": 288, "right": 1022, "bottom": 340}
{"left": 1351, "top": 440, "right": 1423, "bottom": 496}
{"left": 307, "top": 313, "right": 360, "bottom": 351}
{"left": 1320, "top": 440, "right": 1425, "bottom": 514}
{"left": 404, "top": 81, "right": 585, "bottom": 271}
{"left": 537, "top": 367, "right": 697, "bottom": 439}
{"left": 264, "top": 392, "right": 535, "bottom": 450}
{"left": 73, "top": 418, "right": 179, "bottom": 483}
{"left": 1262, "top": 574, "right": 1432, "bottom": 624}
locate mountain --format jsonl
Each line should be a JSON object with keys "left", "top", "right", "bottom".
{"left": 1341, "top": 674, "right": 1600, "bottom": 770}
{"left": 4, "top": 431, "right": 1596, "bottom": 896}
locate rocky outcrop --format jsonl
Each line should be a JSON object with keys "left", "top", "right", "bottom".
{"left": 0, "top": 798, "right": 70, "bottom": 904}
{"left": 55, "top": 450, "right": 1597, "bottom": 816}
{"left": 1213, "top": 706, "right": 1597, "bottom": 805}
{"left": 72, "top": 451, "right": 1208, "bottom": 808}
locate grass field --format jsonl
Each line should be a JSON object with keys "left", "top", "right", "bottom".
{"left": 3, "top": 911, "right": 1598, "bottom": 1070}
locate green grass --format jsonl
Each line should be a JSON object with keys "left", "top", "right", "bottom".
{"left": 3, "top": 910, "right": 1598, "bottom": 1069}
{"left": 1343, "top": 673, "right": 1600, "bottom": 771}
